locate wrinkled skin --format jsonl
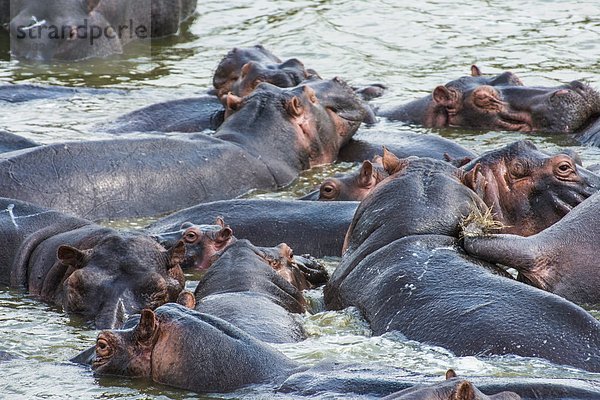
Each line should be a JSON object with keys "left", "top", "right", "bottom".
{"left": 0, "top": 198, "right": 185, "bottom": 329}
{"left": 325, "top": 155, "right": 600, "bottom": 372}
{"left": 461, "top": 140, "right": 600, "bottom": 236}
{"left": 152, "top": 218, "right": 236, "bottom": 271}
{"left": 0, "top": 130, "right": 37, "bottom": 153}
{"left": 464, "top": 191, "right": 600, "bottom": 305}
{"left": 90, "top": 304, "right": 300, "bottom": 392}
{"left": 9, "top": 0, "right": 197, "bottom": 61}
{"left": 147, "top": 199, "right": 359, "bottom": 258}
{"left": 378, "top": 65, "right": 600, "bottom": 135}
{"left": 383, "top": 370, "right": 520, "bottom": 400}
{"left": 301, "top": 158, "right": 388, "bottom": 201}
{"left": 184, "top": 240, "right": 327, "bottom": 343}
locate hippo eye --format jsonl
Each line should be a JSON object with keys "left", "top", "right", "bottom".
{"left": 96, "top": 338, "right": 112, "bottom": 358}
{"left": 555, "top": 161, "right": 575, "bottom": 179}
{"left": 319, "top": 184, "right": 338, "bottom": 199}
{"left": 183, "top": 231, "right": 198, "bottom": 243}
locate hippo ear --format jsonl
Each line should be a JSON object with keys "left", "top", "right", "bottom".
{"left": 57, "top": 245, "right": 90, "bottom": 269}
{"left": 225, "top": 93, "right": 243, "bottom": 112}
{"left": 215, "top": 227, "right": 233, "bottom": 248}
{"left": 446, "top": 369, "right": 458, "bottom": 380}
{"left": 87, "top": 0, "right": 102, "bottom": 13}
{"left": 277, "top": 243, "right": 294, "bottom": 261}
{"left": 240, "top": 62, "right": 253, "bottom": 78}
{"left": 215, "top": 216, "right": 226, "bottom": 228}
{"left": 461, "top": 163, "right": 486, "bottom": 198}
{"left": 176, "top": 291, "right": 196, "bottom": 309}
{"left": 433, "top": 85, "right": 459, "bottom": 108}
{"left": 286, "top": 96, "right": 304, "bottom": 118}
{"left": 168, "top": 241, "right": 186, "bottom": 269}
{"left": 471, "top": 65, "right": 482, "bottom": 77}
{"left": 134, "top": 309, "right": 158, "bottom": 344}
{"left": 454, "top": 381, "right": 476, "bottom": 400}
{"left": 382, "top": 147, "right": 409, "bottom": 175}
{"left": 357, "top": 160, "right": 374, "bottom": 187}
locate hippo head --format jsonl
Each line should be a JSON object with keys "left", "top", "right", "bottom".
{"left": 461, "top": 140, "right": 600, "bottom": 236}
{"left": 9, "top": 0, "right": 126, "bottom": 61}
{"left": 228, "top": 58, "right": 312, "bottom": 98}
{"left": 255, "top": 244, "right": 329, "bottom": 290}
{"left": 317, "top": 158, "right": 388, "bottom": 201}
{"left": 222, "top": 78, "right": 366, "bottom": 170}
{"left": 212, "top": 45, "right": 282, "bottom": 96}
{"left": 50, "top": 233, "right": 185, "bottom": 329}
{"left": 427, "top": 66, "right": 600, "bottom": 133}
{"left": 179, "top": 218, "right": 236, "bottom": 270}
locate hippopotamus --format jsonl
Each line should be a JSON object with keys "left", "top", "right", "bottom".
{"left": 377, "top": 66, "right": 600, "bottom": 141}
{"left": 301, "top": 157, "right": 388, "bottom": 201}
{"left": 76, "top": 302, "right": 600, "bottom": 397}
{"left": 383, "top": 370, "right": 520, "bottom": 400}
{"left": 338, "top": 129, "right": 477, "bottom": 164}
{"left": 0, "top": 77, "right": 365, "bottom": 220}
{"left": 461, "top": 140, "right": 600, "bottom": 236}
{"left": 463, "top": 190, "right": 600, "bottom": 305}
{"left": 0, "top": 198, "right": 186, "bottom": 329}
{"left": 152, "top": 218, "right": 236, "bottom": 270}
{"left": 325, "top": 154, "right": 600, "bottom": 373}
{"left": 8, "top": 0, "right": 197, "bottom": 61}
{"left": 185, "top": 239, "right": 327, "bottom": 343}
{"left": 147, "top": 199, "right": 359, "bottom": 257}
{"left": 0, "top": 130, "right": 37, "bottom": 153}
{"left": 0, "top": 84, "right": 122, "bottom": 103}
{"left": 89, "top": 304, "right": 300, "bottom": 392}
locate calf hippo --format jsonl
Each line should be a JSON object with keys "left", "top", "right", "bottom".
{"left": 325, "top": 154, "right": 600, "bottom": 373}
{"left": 464, "top": 190, "right": 600, "bottom": 305}
{"left": 301, "top": 157, "right": 388, "bottom": 201}
{"left": 188, "top": 239, "right": 327, "bottom": 343}
{"left": 0, "top": 198, "right": 185, "bottom": 329}
{"left": 0, "top": 77, "right": 365, "bottom": 220}
{"left": 378, "top": 66, "right": 600, "bottom": 139}
{"left": 147, "top": 199, "right": 359, "bottom": 257}
{"left": 152, "top": 218, "right": 236, "bottom": 270}
{"left": 90, "top": 304, "right": 300, "bottom": 392}
{"left": 383, "top": 370, "right": 520, "bottom": 400}
{"left": 9, "top": 0, "right": 197, "bottom": 61}
{"left": 461, "top": 140, "right": 600, "bottom": 236}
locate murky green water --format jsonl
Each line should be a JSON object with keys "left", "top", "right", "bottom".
{"left": 2, "top": 0, "right": 600, "bottom": 398}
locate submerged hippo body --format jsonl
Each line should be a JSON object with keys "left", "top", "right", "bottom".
{"left": 191, "top": 240, "right": 327, "bottom": 343}
{"left": 99, "top": 96, "right": 225, "bottom": 134}
{"left": 0, "top": 78, "right": 364, "bottom": 220}
{"left": 378, "top": 66, "right": 600, "bottom": 140}
{"left": 9, "top": 0, "right": 197, "bottom": 61}
{"left": 464, "top": 191, "right": 600, "bottom": 305}
{"left": 147, "top": 199, "right": 359, "bottom": 257}
{"left": 0, "top": 198, "right": 185, "bottom": 329}
{"left": 339, "top": 129, "right": 476, "bottom": 164}
{"left": 0, "top": 84, "right": 122, "bottom": 103}
{"left": 0, "top": 130, "right": 37, "bottom": 153}
{"left": 90, "top": 304, "right": 300, "bottom": 393}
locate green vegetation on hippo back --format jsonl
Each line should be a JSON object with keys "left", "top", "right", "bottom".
{"left": 7, "top": 0, "right": 197, "bottom": 61}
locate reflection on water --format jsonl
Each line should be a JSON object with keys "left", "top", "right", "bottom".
{"left": 2, "top": 0, "right": 600, "bottom": 398}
